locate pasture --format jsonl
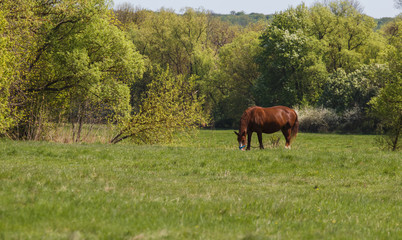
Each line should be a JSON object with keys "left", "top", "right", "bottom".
{"left": 0, "top": 131, "right": 400, "bottom": 239}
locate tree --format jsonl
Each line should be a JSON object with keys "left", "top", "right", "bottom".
{"left": 39, "top": 9, "right": 145, "bottom": 142}
{"left": 255, "top": 5, "right": 327, "bottom": 106}
{"left": 255, "top": 1, "right": 387, "bottom": 108}
{"left": 125, "top": 8, "right": 221, "bottom": 122}
{"left": 111, "top": 67, "right": 206, "bottom": 144}
{"left": 206, "top": 16, "right": 241, "bottom": 51}
{"left": 369, "top": 16, "right": 402, "bottom": 151}
{"left": 324, "top": 1, "right": 377, "bottom": 73}
{"left": 319, "top": 64, "right": 387, "bottom": 112}
{"left": 369, "top": 75, "right": 401, "bottom": 151}
{"left": 2, "top": 0, "right": 145, "bottom": 140}
{"left": 0, "top": 10, "right": 14, "bottom": 134}
{"left": 127, "top": 8, "right": 213, "bottom": 78}
{"left": 309, "top": 3, "right": 336, "bottom": 40}
{"left": 210, "top": 31, "right": 262, "bottom": 127}
{"left": 114, "top": 2, "right": 149, "bottom": 28}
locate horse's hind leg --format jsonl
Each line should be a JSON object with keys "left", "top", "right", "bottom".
{"left": 257, "top": 131, "right": 264, "bottom": 149}
{"left": 281, "top": 128, "right": 291, "bottom": 149}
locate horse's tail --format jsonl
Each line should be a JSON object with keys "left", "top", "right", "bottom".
{"left": 291, "top": 112, "right": 299, "bottom": 140}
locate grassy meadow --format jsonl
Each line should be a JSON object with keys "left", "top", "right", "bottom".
{"left": 0, "top": 130, "right": 400, "bottom": 239}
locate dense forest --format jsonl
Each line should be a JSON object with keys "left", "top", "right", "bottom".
{"left": 0, "top": 0, "right": 400, "bottom": 149}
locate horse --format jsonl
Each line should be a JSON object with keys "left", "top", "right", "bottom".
{"left": 234, "top": 106, "right": 299, "bottom": 150}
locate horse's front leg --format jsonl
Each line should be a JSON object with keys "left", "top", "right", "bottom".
{"left": 257, "top": 131, "right": 264, "bottom": 149}
{"left": 247, "top": 131, "right": 252, "bottom": 150}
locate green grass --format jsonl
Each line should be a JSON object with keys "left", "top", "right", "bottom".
{"left": 0, "top": 131, "right": 400, "bottom": 239}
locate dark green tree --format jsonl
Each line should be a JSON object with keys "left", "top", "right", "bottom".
{"left": 210, "top": 31, "right": 262, "bottom": 127}
{"left": 319, "top": 65, "right": 387, "bottom": 112}
{"left": 255, "top": 5, "right": 327, "bottom": 106}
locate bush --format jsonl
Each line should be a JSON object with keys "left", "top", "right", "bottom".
{"left": 296, "top": 106, "right": 339, "bottom": 132}
{"left": 338, "top": 106, "right": 369, "bottom": 133}
{"left": 296, "top": 106, "right": 374, "bottom": 133}
{"left": 111, "top": 68, "right": 207, "bottom": 144}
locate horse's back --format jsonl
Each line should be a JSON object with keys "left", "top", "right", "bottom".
{"left": 250, "top": 106, "right": 295, "bottom": 120}
{"left": 269, "top": 106, "right": 297, "bottom": 121}
{"left": 247, "top": 106, "right": 297, "bottom": 133}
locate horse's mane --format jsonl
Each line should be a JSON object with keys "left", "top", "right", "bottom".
{"left": 239, "top": 106, "right": 258, "bottom": 132}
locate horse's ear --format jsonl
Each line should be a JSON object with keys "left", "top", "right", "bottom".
{"left": 234, "top": 131, "right": 239, "bottom": 136}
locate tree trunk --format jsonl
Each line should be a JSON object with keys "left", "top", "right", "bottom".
{"left": 391, "top": 115, "right": 402, "bottom": 151}
{"left": 76, "top": 105, "right": 83, "bottom": 142}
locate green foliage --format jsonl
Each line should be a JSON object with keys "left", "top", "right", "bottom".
{"left": 211, "top": 31, "right": 262, "bottom": 127}
{"left": 1, "top": 0, "right": 145, "bottom": 141}
{"left": 125, "top": 8, "right": 218, "bottom": 118}
{"left": 270, "top": 4, "right": 311, "bottom": 33}
{"left": 120, "top": 7, "right": 268, "bottom": 130}
{"left": 375, "top": 17, "right": 395, "bottom": 30}
{"left": 371, "top": 88, "right": 401, "bottom": 150}
{"left": 309, "top": 3, "right": 336, "bottom": 40}
{"left": 0, "top": 10, "right": 14, "bottom": 134}
{"left": 255, "top": 25, "right": 327, "bottom": 106}
{"left": 1, "top": 0, "right": 39, "bottom": 136}
{"left": 255, "top": 0, "right": 387, "bottom": 113}
{"left": 127, "top": 8, "right": 212, "bottom": 78}
{"left": 215, "top": 12, "right": 272, "bottom": 26}
{"left": 319, "top": 64, "right": 387, "bottom": 112}
{"left": 42, "top": 8, "right": 145, "bottom": 125}
{"left": 111, "top": 68, "right": 207, "bottom": 144}
{"left": 324, "top": 4, "right": 377, "bottom": 73}
{"left": 369, "top": 16, "right": 402, "bottom": 151}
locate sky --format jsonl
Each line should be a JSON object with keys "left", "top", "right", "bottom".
{"left": 111, "top": 0, "right": 401, "bottom": 18}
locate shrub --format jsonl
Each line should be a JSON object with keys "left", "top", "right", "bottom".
{"left": 296, "top": 106, "right": 376, "bottom": 133}
{"left": 339, "top": 106, "right": 365, "bottom": 132}
{"left": 111, "top": 68, "right": 207, "bottom": 144}
{"left": 268, "top": 135, "right": 281, "bottom": 148}
{"left": 296, "top": 106, "right": 339, "bottom": 132}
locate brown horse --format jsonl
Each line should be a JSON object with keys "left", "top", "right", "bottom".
{"left": 234, "top": 106, "right": 299, "bottom": 150}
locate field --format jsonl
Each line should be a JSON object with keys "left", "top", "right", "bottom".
{"left": 0, "top": 130, "right": 400, "bottom": 239}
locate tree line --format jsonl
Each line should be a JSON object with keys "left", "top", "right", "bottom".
{"left": 0, "top": 0, "right": 400, "bottom": 149}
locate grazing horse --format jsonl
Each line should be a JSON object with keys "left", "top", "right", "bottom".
{"left": 234, "top": 106, "right": 299, "bottom": 150}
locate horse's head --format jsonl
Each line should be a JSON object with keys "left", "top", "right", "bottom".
{"left": 234, "top": 131, "right": 246, "bottom": 151}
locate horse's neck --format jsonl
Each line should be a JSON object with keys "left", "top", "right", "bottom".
{"left": 239, "top": 119, "right": 248, "bottom": 134}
